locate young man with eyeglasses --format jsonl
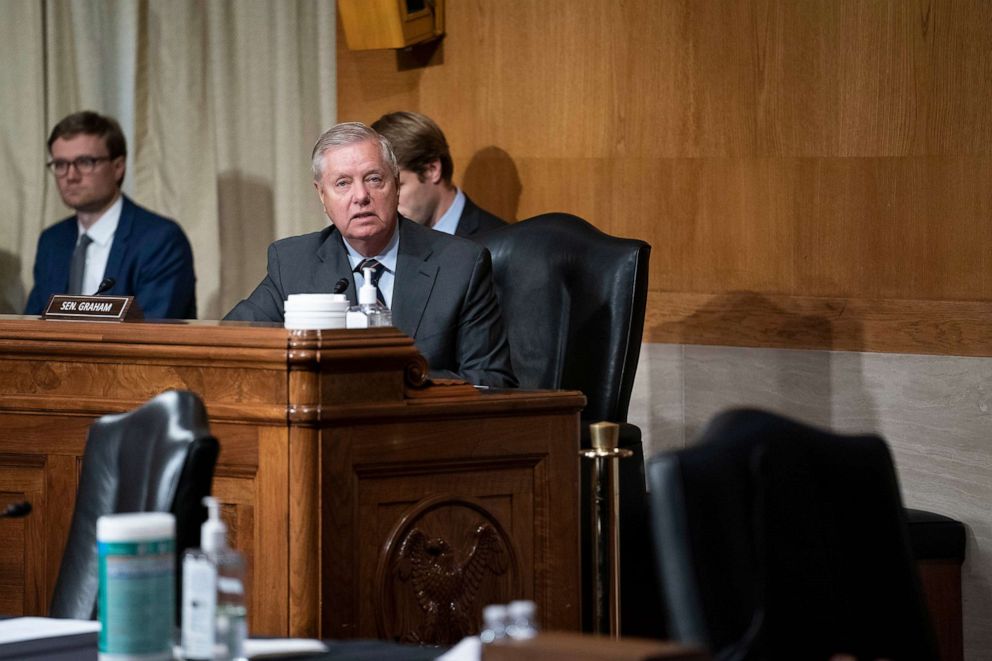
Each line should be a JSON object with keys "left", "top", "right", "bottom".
{"left": 24, "top": 111, "right": 196, "bottom": 318}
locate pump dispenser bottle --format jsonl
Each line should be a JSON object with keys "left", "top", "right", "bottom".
{"left": 181, "top": 497, "right": 247, "bottom": 661}
{"left": 346, "top": 266, "right": 392, "bottom": 328}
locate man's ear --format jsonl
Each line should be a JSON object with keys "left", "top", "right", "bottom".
{"left": 424, "top": 159, "right": 443, "bottom": 185}
{"left": 112, "top": 156, "right": 126, "bottom": 186}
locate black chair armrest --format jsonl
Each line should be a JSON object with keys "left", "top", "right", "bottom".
{"left": 905, "top": 508, "right": 966, "bottom": 562}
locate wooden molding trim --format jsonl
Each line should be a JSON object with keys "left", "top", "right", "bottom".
{"left": 645, "top": 292, "right": 992, "bottom": 357}
{"left": 354, "top": 454, "right": 546, "bottom": 479}
{"left": 0, "top": 396, "right": 288, "bottom": 423}
{"left": 318, "top": 391, "right": 586, "bottom": 423}
{"left": 0, "top": 453, "right": 47, "bottom": 468}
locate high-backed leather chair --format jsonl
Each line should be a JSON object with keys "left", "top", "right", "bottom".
{"left": 50, "top": 390, "right": 219, "bottom": 621}
{"left": 478, "top": 213, "right": 649, "bottom": 422}
{"left": 647, "top": 409, "right": 938, "bottom": 660}
{"left": 478, "top": 213, "right": 656, "bottom": 634}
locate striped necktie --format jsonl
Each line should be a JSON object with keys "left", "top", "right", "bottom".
{"left": 67, "top": 234, "right": 94, "bottom": 295}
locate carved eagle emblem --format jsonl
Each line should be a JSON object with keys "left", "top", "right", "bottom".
{"left": 395, "top": 523, "right": 509, "bottom": 644}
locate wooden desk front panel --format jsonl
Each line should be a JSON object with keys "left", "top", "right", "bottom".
{"left": 0, "top": 413, "right": 88, "bottom": 617}
{"left": 324, "top": 408, "right": 581, "bottom": 642}
{"left": 0, "top": 403, "right": 582, "bottom": 639}
{"left": 209, "top": 421, "right": 288, "bottom": 636}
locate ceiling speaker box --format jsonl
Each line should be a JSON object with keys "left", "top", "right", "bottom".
{"left": 338, "top": 0, "right": 445, "bottom": 50}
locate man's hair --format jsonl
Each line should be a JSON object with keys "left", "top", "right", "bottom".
{"left": 371, "top": 111, "right": 453, "bottom": 184}
{"left": 311, "top": 122, "right": 399, "bottom": 182}
{"left": 48, "top": 111, "right": 127, "bottom": 159}
{"left": 47, "top": 111, "right": 127, "bottom": 186}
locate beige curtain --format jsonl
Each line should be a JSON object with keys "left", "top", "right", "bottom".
{"left": 0, "top": 0, "right": 336, "bottom": 318}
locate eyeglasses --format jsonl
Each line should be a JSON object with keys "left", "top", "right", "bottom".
{"left": 46, "top": 155, "right": 114, "bottom": 176}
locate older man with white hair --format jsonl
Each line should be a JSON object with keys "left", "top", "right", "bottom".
{"left": 225, "top": 122, "right": 516, "bottom": 388}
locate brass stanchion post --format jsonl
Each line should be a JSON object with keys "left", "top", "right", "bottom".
{"left": 580, "top": 421, "right": 632, "bottom": 638}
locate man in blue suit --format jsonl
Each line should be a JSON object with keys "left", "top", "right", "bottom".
{"left": 24, "top": 111, "right": 196, "bottom": 319}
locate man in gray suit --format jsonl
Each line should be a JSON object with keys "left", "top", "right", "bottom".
{"left": 371, "top": 111, "right": 506, "bottom": 238}
{"left": 224, "top": 122, "right": 516, "bottom": 388}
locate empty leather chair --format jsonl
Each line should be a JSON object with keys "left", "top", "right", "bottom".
{"left": 478, "top": 213, "right": 648, "bottom": 424}
{"left": 478, "top": 213, "right": 657, "bottom": 635}
{"left": 647, "top": 409, "right": 938, "bottom": 660}
{"left": 50, "top": 389, "right": 219, "bottom": 621}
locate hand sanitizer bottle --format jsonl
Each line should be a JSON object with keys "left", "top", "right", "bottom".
{"left": 181, "top": 497, "right": 247, "bottom": 661}
{"left": 346, "top": 266, "right": 392, "bottom": 328}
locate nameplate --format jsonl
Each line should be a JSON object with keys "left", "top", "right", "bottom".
{"left": 43, "top": 295, "right": 142, "bottom": 322}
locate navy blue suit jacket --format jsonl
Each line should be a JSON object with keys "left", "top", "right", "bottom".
{"left": 454, "top": 194, "right": 506, "bottom": 238}
{"left": 24, "top": 196, "right": 197, "bottom": 319}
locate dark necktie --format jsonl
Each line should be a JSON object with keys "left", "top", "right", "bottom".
{"left": 67, "top": 234, "right": 94, "bottom": 295}
{"left": 355, "top": 258, "right": 387, "bottom": 306}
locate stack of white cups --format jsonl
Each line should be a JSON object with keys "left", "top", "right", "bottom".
{"left": 284, "top": 294, "right": 348, "bottom": 330}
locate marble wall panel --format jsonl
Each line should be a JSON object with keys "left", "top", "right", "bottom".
{"left": 628, "top": 343, "right": 685, "bottom": 455}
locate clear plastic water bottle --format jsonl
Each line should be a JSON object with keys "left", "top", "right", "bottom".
{"left": 214, "top": 549, "right": 247, "bottom": 661}
{"left": 480, "top": 604, "right": 509, "bottom": 644}
{"left": 505, "top": 600, "right": 538, "bottom": 640}
{"left": 182, "top": 497, "right": 247, "bottom": 661}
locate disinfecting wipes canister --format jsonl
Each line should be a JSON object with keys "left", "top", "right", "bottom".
{"left": 97, "top": 512, "right": 175, "bottom": 661}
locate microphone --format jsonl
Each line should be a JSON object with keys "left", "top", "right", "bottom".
{"left": 1, "top": 501, "right": 32, "bottom": 518}
{"left": 333, "top": 278, "right": 349, "bottom": 294}
{"left": 95, "top": 277, "right": 116, "bottom": 295}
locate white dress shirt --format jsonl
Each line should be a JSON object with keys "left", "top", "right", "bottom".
{"left": 76, "top": 195, "right": 123, "bottom": 295}
{"left": 431, "top": 188, "right": 466, "bottom": 235}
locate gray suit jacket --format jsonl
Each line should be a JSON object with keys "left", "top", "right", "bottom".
{"left": 224, "top": 218, "right": 517, "bottom": 388}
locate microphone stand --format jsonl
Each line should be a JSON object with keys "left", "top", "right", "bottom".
{"left": 95, "top": 277, "right": 117, "bottom": 295}
{"left": 1, "top": 501, "right": 32, "bottom": 518}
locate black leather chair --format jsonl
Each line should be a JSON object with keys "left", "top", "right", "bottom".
{"left": 646, "top": 409, "right": 939, "bottom": 661}
{"left": 477, "top": 213, "right": 656, "bottom": 634}
{"left": 49, "top": 390, "right": 219, "bottom": 621}
{"left": 478, "top": 213, "right": 648, "bottom": 423}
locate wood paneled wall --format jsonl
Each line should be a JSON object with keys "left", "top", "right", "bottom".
{"left": 337, "top": 0, "right": 992, "bottom": 356}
